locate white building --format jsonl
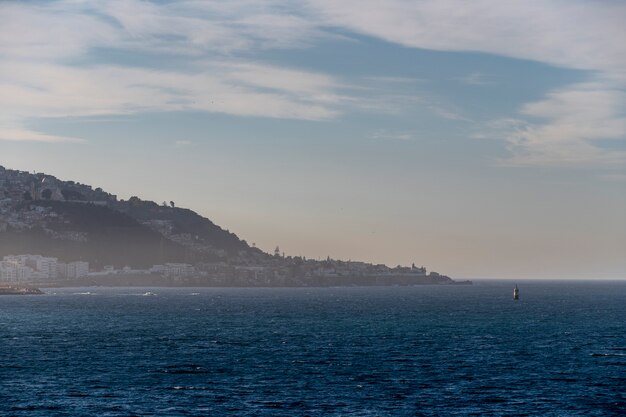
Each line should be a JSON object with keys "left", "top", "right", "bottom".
{"left": 3, "top": 254, "right": 58, "bottom": 281}
{"left": 16, "top": 265, "right": 34, "bottom": 281}
{"left": 57, "top": 261, "right": 90, "bottom": 279}
{"left": 166, "top": 263, "right": 195, "bottom": 277}
{"left": 67, "top": 261, "right": 89, "bottom": 279}
{"left": 57, "top": 263, "right": 67, "bottom": 279}
{"left": 26, "top": 256, "right": 58, "bottom": 280}
{"left": 0, "top": 261, "right": 17, "bottom": 282}
{"left": 0, "top": 260, "right": 34, "bottom": 283}
{"left": 150, "top": 263, "right": 195, "bottom": 277}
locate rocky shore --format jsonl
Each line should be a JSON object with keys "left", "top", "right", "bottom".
{"left": 0, "top": 286, "right": 44, "bottom": 295}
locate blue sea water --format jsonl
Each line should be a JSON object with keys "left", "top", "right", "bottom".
{"left": 0, "top": 281, "right": 624, "bottom": 416}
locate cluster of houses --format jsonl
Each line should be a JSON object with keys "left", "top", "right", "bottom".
{"left": 0, "top": 166, "right": 117, "bottom": 232}
{"left": 0, "top": 253, "right": 202, "bottom": 285}
{"left": 91, "top": 263, "right": 197, "bottom": 278}
{"left": 0, "top": 254, "right": 89, "bottom": 283}
{"left": 0, "top": 252, "right": 442, "bottom": 287}
{"left": 0, "top": 166, "right": 115, "bottom": 203}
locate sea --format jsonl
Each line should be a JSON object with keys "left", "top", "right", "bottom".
{"left": 1, "top": 280, "right": 624, "bottom": 416}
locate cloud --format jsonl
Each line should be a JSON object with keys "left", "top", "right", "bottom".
{"left": 0, "top": 0, "right": 345, "bottom": 142}
{"left": 0, "top": 60, "right": 341, "bottom": 128}
{"left": 428, "top": 106, "right": 473, "bottom": 123}
{"left": 363, "top": 76, "right": 428, "bottom": 85}
{"left": 307, "top": 0, "right": 626, "bottom": 78}
{"left": 370, "top": 129, "right": 415, "bottom": 141}
{"left": 1, "top": 0, "right": 625, "bottom": 166}
{"left": 0, "top": 0, "right": 327, "bottom": 59}
{"left": 175, "top": 140, "right": 192, "bottom": 148}
{"left": 474, "top": 82, "right": 626, "bottom": 166}
{"left": 0, "top": 2, "right": 120, "bottom": 60}
{"left": 307, "top": 0, "right": 626, "bottom": 165}
{"left": 453, "top": 72, "right": 497, "bottom": 86}
{"left": 0, "top": 127, "right": 85, "bottom": 144}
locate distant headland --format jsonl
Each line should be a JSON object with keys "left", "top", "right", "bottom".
{"left": 0, "top": 165, "right": 470, "bottom": 287}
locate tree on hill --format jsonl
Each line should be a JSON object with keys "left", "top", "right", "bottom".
{"left": 61, "top": 189, "right": 84, "bottom": 200}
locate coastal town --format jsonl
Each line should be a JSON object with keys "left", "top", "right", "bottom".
{"left": 0, "top": 166, "right": 469, "bottom": 287}
{"left": 0, "top": 252, "right": 460, "bottom": 287}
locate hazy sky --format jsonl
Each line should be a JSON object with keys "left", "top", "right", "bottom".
{"left": 1, "top": 0, "right": 625, "bottom": 278}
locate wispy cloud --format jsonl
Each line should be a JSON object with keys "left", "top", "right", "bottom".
{"left": 0, "top": 59, "right": 343, "bottom": 135}
{"left": 0, "top": 1, "right": 345, "bottom": 142}
{"left": 363, "top": 76, "right": 428, "bottom": 85}
{"left": 0, "top": 127, "right": 86, "bottom": 144}
{"left": 453, "top": 72, "right": 497, "bottom": 86}
{"left": 307, "top": 0, "right": 626, "bottom": 77}
{"left": 308, "top": 0, "right": 626, "bottom": 165}
{"left": 370, "top": 129, "right": 415, "bottom": 141}
{"left": 475, "top": 81, "right": 626, "bottom": 166}
{"left": 428, "top": 106, "right": 473, "bottom": 123}
{"left": 174, "top": 140, "right": 192, "bottom": 148}
{"left": 2, "top": 0, "right": 625, "bottom": 167}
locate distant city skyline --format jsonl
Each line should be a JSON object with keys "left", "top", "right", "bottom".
{"left": 1, "top": 1, "right": 625, "bottom": 279}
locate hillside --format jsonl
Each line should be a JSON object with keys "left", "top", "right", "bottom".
{"left": 0, "top": 166, "right": 261, "bottom": 267}
{"left": 0, "top": 165, "right": 466, "bottom": 286}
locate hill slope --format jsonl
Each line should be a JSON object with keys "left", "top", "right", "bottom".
{"left": 0, "top": 166, "right": 260, "bottom": 267}
{"left": 0, "top": 165, "right": 465, "bottom": 287}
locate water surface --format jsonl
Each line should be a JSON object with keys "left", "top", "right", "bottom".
{"left": 1, "top": 281, "right": 624, "bottom": 416}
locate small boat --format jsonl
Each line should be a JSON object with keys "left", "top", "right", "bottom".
{"left": 143, "top": 291, "right": 157, "bottom": 297}
{"left": 513, "top": 285, "right": 519, "bottom": 300}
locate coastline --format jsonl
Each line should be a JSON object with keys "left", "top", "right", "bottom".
{"left": 0, "top": 285, "right": 44, "bottom": 295}
{"left": 37, "top": 274, "right": 472, "bottom": 288}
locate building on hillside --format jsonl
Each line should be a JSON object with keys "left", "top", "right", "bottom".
{"left": 26, "top": 256, "right": 58, "bottom": 280}
{"left": 0, "top": 261, "right": 17, "bottom": 282}
{"left": 57, "top": 263, "right": 67, "bottom": 279}
{"left": 150, "top": 263, "right": 195, "bottom": 277}
{"left": 57, "top": 261, "right": 89, "bottom": 279}
{"left": 0, "top": 260, "right": 34, "bottom": 283}
{"left": 67, "top": 261, "right": 89, "bottom": 279}
{"left": 3, "top": 254, "right": 58, "bottom": 281}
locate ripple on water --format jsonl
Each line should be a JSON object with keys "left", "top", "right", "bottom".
{"left": 0, "top": 282, "right": 624, "bottom": 416}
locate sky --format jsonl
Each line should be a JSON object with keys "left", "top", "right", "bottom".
{"left": 1, "top": 0, "right": 625, "bottom": 279}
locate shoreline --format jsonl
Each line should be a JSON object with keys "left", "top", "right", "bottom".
{"left": 0, "top": 285, "right": 44, "bottom": 295}
{"left": 38, "top": 283, "right": 473, "bottom": 289}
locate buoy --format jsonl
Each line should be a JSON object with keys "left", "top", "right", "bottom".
{"left": 513, "top": 284, "right": 519, "bottom": 300}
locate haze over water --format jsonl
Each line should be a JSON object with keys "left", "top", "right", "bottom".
{"left": 1, "top": 280, "right": 624, "bottom": 416}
